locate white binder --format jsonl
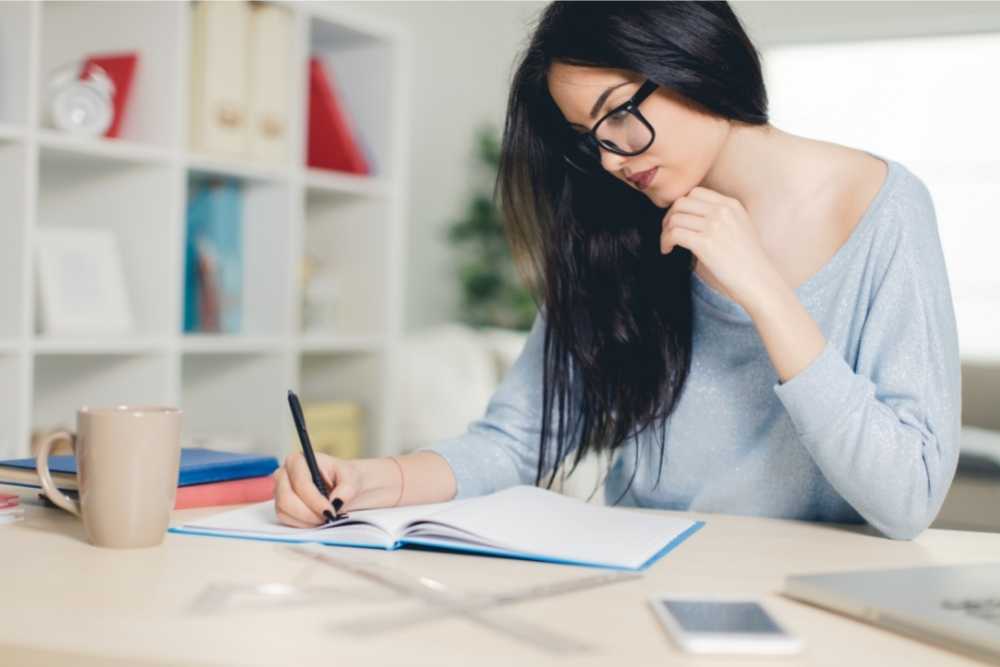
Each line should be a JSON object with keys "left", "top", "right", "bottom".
{"left": 189, "top": 0, "right": 250, "bottom": 156}
{"left": 248, "top": 3, "right": 292, "bottom": 164}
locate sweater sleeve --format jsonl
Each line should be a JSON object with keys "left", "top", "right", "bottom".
{"left": 771, "top": 183, "right": 962, "bottom": 540}
{"left": 419, "top": 310, "right": 583, "bottom": 499}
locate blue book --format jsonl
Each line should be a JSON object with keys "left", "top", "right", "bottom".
{"left": 170, "top": 485, "right": 704, "bottom": 571}
{"left": 0, "top": 448, "right": 278, "bottom": 487}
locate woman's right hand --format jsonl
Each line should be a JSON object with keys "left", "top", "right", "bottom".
{"left": 274, "top": 451, "right": 363, "bottom": 527}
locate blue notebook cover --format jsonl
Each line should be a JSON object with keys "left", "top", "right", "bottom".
{"left": 0, "top": 448, "right": 278, "bottom": 487}
{"left": 169, "top": 520, "right": 704, "bottom": 572}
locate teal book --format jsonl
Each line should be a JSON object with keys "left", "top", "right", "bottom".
{"left": 170, "top": 485, "right": 704, "bottom": 571}
{"left": 184, "top": 178, "right": 243, "bottom": 333}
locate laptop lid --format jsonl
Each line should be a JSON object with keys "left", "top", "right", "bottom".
{"left": 783, "top": 562, "right": 1000, "bottom": 664}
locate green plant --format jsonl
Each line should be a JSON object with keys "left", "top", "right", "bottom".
{"left": 447, "top": 123, "right": 536, "bottom": 331}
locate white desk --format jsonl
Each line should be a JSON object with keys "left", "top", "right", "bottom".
{"left": 1, "top": 486, "right": 998, "bottom": 666}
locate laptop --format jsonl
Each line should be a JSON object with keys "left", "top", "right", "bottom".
{"left": 783, "top": 562, "right": 1000, "bottom": 664}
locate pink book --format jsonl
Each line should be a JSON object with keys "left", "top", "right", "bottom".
{"left": 173, "top": 475, "right": 275, "bottom": 510}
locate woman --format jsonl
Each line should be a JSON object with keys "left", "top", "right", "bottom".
{"left": 275, "top": 1, "right": 961, "bottom": 539}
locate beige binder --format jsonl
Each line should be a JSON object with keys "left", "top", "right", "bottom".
{"left": 248, "top": 3, "right": 292, "bottom": 164}
{"left": 189, "top": 0, "right": 250, "bottom": 156}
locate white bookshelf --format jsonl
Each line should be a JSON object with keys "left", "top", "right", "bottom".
{"left": 0, "top": 1, "right": 411, "bottom": 461}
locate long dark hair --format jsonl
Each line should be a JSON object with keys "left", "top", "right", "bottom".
{"left": 496, "top": 2, "right": 769, "bottom": 503}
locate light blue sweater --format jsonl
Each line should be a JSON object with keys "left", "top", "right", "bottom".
{"left": 422, "top": 153, "right": 962, "bottom": 540}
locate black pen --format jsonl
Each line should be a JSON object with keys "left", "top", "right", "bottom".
{"left": 287, "top": 389, "right": 345, "bottom": 523}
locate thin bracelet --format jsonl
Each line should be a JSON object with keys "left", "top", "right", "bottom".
{"left": 388, "top": 455, "right": 404, "bottom": 507}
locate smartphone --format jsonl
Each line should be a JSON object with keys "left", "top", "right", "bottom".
{"left": 648, "top": 594, "right": 803, "bottom": 655}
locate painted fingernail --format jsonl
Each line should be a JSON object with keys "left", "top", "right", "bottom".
{"left": 323, "top": 510, "right": 336, "bottom": 522}
{"left": 332, "top": 497, "right": 344, "bottom": 512}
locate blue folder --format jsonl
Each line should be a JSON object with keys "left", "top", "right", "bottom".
{"left": 0, "top": 448, "right": 278, "bottom": 487}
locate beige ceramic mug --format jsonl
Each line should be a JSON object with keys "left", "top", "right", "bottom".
{"left": 36, "top": 405, "right": 182, "bottom": 548}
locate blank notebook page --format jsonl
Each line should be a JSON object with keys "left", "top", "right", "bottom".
{"left": 413, "top": 485, "right": 696, "bottom": 568}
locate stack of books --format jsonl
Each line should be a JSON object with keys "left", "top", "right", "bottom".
{"left": 0, "top": 448, "right": 279, "bottom": 510}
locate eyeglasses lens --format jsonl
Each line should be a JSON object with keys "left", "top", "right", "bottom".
{"left": 565, "top": 110, "right": 652, "bottom": 173}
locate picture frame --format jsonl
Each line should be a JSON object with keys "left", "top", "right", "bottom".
{"left": 35, "top": 227, "right": 134, "bottom": 336}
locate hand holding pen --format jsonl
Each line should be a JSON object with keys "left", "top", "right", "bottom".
{"left": 282, "top": 389, "right": 352, "bottom": 525}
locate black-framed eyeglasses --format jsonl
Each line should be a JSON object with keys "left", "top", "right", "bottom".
{"left": 562, "top": 79, "right": 659, "bottom": 175}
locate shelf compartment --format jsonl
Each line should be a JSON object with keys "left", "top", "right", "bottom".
{"left": 307, "top": 15, "right": 397, "bottom": 180}
{"left": 0, "top": 353, "right": 26, "bottom": 458}
{"left": 0, "top": 142, "right": 28, "bottom": 338}
{"left": 36, "top": 152, "right": 178, "bottom": 337}
{"left": 302, "top": 189, "right": 389, "bottom": 338}
{"left": 183, "top": 173, "right": 293, "bottom": 337}
{"left": 38, "top": 1, "right": 184, "bottom": 147}
{"left": 32, "top": 352, "right": 172, "bottom": 436}
{"left": 180, "top": 352, "right": 290, "bottom": 456}
{"left": 299, "top": 350, "right": 385, "bottom": 457}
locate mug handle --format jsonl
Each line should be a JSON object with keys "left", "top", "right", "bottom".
{"left": 36, "top": 430, "right": 81, "bottom": 517}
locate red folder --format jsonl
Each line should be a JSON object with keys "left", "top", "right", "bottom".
{"left": 307, "top": 57, "right": 370, "bottom": 174}
{"left": 80, "top": 52, "right": 138, "bottom": 139}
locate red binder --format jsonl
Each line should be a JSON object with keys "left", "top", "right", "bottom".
{"left": 80, "top": 52, "right": 138, "bottom": 139}
{"left": 307, "top": 56, "right": 370, "bottom": 174}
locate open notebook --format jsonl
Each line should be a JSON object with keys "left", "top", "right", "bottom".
{"left": 170, "top": 485, "right": 704, "bottom": 571}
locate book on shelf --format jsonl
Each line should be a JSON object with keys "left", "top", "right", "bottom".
{"left": 0, "top": 448, "right": 278, "bottom": 510}
{"left": 172, "top": 485, "right": 705, "bottom": 571}
{"left": 184, "top": 178, "right": 243, "bottom": 334}
{"left": 80, "top": 52, "right": 138, "bottom": 140}
{"left": 307, "top": 56, "right": 370, "bottom": 175}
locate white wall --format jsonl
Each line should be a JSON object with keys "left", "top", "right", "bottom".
{"left": 335, "top": 1, "right": 546, "bottom": 332}
{"left": 732, "top": 1, "right": 1000, "bottom": 45}
{"left": 338, "top": 1, "right": 1000, "bottom": 333}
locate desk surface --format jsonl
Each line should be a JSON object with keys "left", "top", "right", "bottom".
{"left": 1, "top": 487, "right": 998, "bottom": 667}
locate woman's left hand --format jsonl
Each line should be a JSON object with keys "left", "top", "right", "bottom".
{"left": 660, "top": 186, "right": 781, "bottom": 309}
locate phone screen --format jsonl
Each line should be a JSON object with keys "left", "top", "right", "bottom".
{"left": 661, "top": 600, "right": 787, "bottom": 635}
